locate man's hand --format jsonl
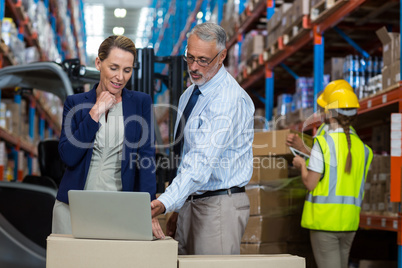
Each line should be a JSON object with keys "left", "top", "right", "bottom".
{"left": 151, "top": 200, "right": 166, "bottom": 218}
{"left": 166, "top": 212, "right": 178, "bottom": 238}
{"left": 152, "top": 217, "right": 165, "bottom": 239}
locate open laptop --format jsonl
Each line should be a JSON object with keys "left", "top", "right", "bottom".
{"left": 68, "top": 190, "right": 153, "bottom": 240}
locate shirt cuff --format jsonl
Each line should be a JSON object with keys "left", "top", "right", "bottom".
{"left": 157, "top": 193, "right": 176, "bottom": 214}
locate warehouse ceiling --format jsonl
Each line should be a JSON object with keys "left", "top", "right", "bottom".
{"left": 82, "top": 0, "right": 149, "bottom": 66}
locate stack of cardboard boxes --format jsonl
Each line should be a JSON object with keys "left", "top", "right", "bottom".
{"left": 376, "top": 27, "right": 400, "bottom": 90}
{"left": 242, "top": 129, "right": 315, "bottom": 266}
{"left": 362, "top": 155, "right": 395, "bottom": 216}
{"left": 47, "top": 234, "right": 306, "bottom": 267}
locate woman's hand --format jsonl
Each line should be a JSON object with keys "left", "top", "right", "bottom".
{"left": 292, "top": 155, "right": 306, "bottom": 170}
{"left": 286, "top": 133, "right": 310, "bottom": 155}
{"left": 89, "top": 91, "right": 116, "bottom": 122}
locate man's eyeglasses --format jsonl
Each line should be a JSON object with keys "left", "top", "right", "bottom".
{"left": 183, "top": 48, "right": 223, "bottom": 67}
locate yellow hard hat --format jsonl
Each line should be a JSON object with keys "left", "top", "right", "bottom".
{"left": 317, "top": 79, "right": 354, "bottom": 108}
{"left": 325, "top": 88, "right": 360, "bottom": 110}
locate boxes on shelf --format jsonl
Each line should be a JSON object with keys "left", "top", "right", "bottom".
{"left": 310, "top": 0, "right": 348, "bottom": 22}
{"left": 371, "top": 125, "right": 391, "bottom": 155}
{"left": 46, "top": 234, "right": 178, "bottom": 268}
{"left": 242, "top": 215, "right": 291, "bottom": 243}
{"left": 363, "top": 155, "right": 391, "bottom": 215}
{"left": 376, "top": 27, "right": 400, "bottom": 67}
{"left": 241, "top": 30, "right": 266, "bottom": 64}
{"left": 253, "top": 129, "right": 313, "bottom": 156}
{"left": 246, "top": 180, "right": 306, "bottom": 216}
{"left": 391, "top": 60, "right": 400, "bottom": 86}
{"left": 266, "top": 3, "right": 292, "bottom": 50}
{"left": 324, "top": 57, "right": 344, "bottom": 81}
{"left": 382, "top": 65, "right": 392, "bottom": 90}
{"left": 250, "top": 156, "right": 288, "bottom": 184}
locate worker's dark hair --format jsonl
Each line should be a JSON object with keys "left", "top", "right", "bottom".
{"left": 331, "top": 109, "right": 357, "bottom": 173}
{"left": 98, "top": 35, "right": 136, "bottom": 64}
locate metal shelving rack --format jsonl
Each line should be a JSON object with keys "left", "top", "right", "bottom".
{"left": 0, "top": 0, "right": 85, "bottom": 180}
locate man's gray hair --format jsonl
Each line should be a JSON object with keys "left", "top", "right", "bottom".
{"left": 189, "top": 22, "right": 227, "bottom": 51}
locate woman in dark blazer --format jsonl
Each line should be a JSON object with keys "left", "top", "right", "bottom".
{"left": 52, "top": 35, "right": 164, "bottom": 238}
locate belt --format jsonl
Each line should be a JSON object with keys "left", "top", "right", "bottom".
{"left": 187, "top": 186, "right": 245, "bottom": 201}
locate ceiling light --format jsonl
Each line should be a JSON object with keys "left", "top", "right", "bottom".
{"left": 113, "top": 27, "right": 125, "bottom": 35}
{"left": 114, "top": 8, "right": 127, "bottom": 18}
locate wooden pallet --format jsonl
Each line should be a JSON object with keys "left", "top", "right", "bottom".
{"left": 283, "top": 15, "right": 311, "bottom": 46}
{"left": 310, "top": 0, "right": 349, "bottom": 24}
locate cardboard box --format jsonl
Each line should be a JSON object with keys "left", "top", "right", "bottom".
{"left": 241, "top": 242, "right": 288, "bottom": 254}
{"left": 376, "top": 27, "right": 400, "bottom": 67}
{"left": 246, "top": 184, "right": 306, "bottom": 216}
{"left": 246, "top": 185, "right": 289, "bottom": 216}
{"left": 250, "top": 156, "right": 288, "bottom": 184}
{"left": 391, "top": 60, "right": 400, "bottom": 84}
{"left": 253, "top": 129, "right": 313, "bottom": 156}
{"left": 324, "top": 57, "right": 345, "bottom": 81}
{"left": 242, "top": 216, "right": 291, "bottom": 243}
{"left": 371, "top": 126, "right": 390, "bottom": 154}
{"left": 382, "top": 65, "right": 392, "bottom": 90}
{"left": 46, "top": 234, "right": 178, "bottom": 268}
{"left": 177, "top": 254, "right": 305, "bottom": 268}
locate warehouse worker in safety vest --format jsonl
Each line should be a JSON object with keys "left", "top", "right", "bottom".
{"left": 292, "top": 89, "right": 373, "bottom": 268}
{"left": 286, "top": 79, "right": 357, "bottom": 154}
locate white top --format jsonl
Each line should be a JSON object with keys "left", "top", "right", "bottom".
{"left": 85, "top": 102, "right": 124, "bottom": 191}
{"left": 158, "top": 66, "right": 255, "bottom": 213}
{"left": 308, "top": 128, "right": 344, "bottom": 174}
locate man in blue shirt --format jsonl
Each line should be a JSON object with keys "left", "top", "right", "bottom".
{"left": 151, "top": 22, "right": 255, "bottom": 254}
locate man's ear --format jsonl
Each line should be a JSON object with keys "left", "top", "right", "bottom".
{"left": 219, "top": 49, "right": 227, "bottom": 64}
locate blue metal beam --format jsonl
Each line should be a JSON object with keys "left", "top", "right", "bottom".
{"left": 239, "top": 0, "right": 246, "bottom": 15}
{"left": 333, "top": 26, "right": 369, "bottom": 59}
{"left": 280, "top": 63, "right": 299, "bottom": 80}
{"left": 0, "top": 0, "right": 4, "bottom": 21}
{"left": 265, "top": 69, "right": 274, "bottom": 124}
{"left": 217, "top": 0, "right": 224, "bottom": 24}
{"left": 267, "top": 0, "right": 275, "bottom": 20}
{"left": 313, "top": 27, "right": 324, "bottom": 113}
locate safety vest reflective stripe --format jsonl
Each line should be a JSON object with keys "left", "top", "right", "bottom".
{"left": 315, "top": 124, "right": 326, "bottom": 136}
{"left": 306, "top": 134, "right": 371, "bottom": 207}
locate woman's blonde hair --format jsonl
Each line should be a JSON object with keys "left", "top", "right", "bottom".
{"left": 98, "top": 35, "right": 136, "bottom": 64}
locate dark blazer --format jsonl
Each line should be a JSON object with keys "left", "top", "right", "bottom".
{"left": 56, "top": 84, "right": 156, "bottom": 203}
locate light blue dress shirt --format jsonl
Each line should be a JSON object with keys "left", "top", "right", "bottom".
{"left": 158, "top": 66, "right": 255, "bottom": 213}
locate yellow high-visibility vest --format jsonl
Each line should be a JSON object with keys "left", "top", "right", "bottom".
{"left": 301, "top": 132, "right": 373, "bottom": 231}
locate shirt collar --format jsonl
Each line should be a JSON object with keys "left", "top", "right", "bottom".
{"left": 197, "top": 65, "right": 226, "bottom": 95}
{"left": 328, "top": 127, "right": 344, "bottom": 133}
